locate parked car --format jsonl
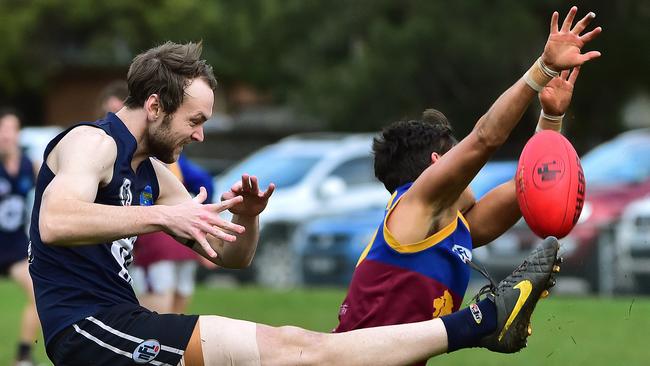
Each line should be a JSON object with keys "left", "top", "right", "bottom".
{"left": 293, "top": 161, "right": 517, "bottom": 286}
{"left": 614, "top": 195, "right": 650, "bottom": 293}
{"left": 469, "top": 161, "right": 517, "bottom": 199}
{"left": 477, "top": 129, "right": 650, "bottom": 291}
{"left": 293, "top": 208, "right": 385, "bottom": 286}
{"left": 213, "top": 133, "right": 390, "bottom": 286}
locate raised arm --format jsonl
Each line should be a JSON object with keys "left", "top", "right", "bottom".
{"left": 39, "top": 126, "right": 243, "bottom": 249}
{"left": 154, "top": 160, "right": 274, "bottom": 268}
{"left": 213, "top": 174, "right": 275, "bottom": 268}
{"left": 466, "top": 67, "right": 582, "bottom": 247}
{"left": 394, "top": 8, "right": 600, "bottom": 241}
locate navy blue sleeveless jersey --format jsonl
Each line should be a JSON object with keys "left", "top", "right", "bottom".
{"left": 29, "top": 113, "right": 160, "bottom": 346}
{"left": 0, "top": 154, "right": 35, "bottom": 268}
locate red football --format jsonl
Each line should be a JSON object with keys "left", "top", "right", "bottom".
{"left": 515, "top": 130, "right": 586, "bottom": 239}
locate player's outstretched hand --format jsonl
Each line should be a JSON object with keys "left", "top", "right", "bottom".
{"left": 539, "top": 66, "right": 580, "bottom": 116}
{"left": 542, "top": 6, "right": 602, "bottom": 71}
{"left": 164, "top": 187, "right": 245, "bottom": 257}
{"left": 221, "top": 174, "right": 275, "bottom": 216}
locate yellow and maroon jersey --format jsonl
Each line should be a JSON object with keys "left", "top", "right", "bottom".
{"left": 335, "top": 182, "right": 472, "bottom": 334}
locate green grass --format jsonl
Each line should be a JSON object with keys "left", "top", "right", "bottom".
{"left": 1, "top": 280, "right": 647, "bottom": 365}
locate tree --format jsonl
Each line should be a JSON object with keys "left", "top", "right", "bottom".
{"left": 0, "top": 0, "right": 647, "bottom": 153}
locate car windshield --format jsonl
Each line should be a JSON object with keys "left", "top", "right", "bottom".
{"left": 470, "top": 161, "right": 517, "bottom": 199}
{"left": 219, "top": 149, "right": 321, "bottom": 189}
{"left": 581, "top": 135, "right": 650, "bottom": 187}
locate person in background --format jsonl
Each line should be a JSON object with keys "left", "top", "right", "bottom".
{"left": 0, "top": 108, "right": 39, "bottom": 366}
{"left": 96, "top": 80, "right": 129, "bottom": 118}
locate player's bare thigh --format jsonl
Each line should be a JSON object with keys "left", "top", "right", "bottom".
{"left": 181, "top": 315, "right": 260, "bottom": 366}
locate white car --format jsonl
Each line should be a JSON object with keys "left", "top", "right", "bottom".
{"left": 615, "top": 196, "right": 650, "bottom": 294}
{"left": 214, "top": 133, "right": 390, "bottom": 286}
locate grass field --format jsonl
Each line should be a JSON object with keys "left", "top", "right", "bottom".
{"left": 1, "top": 280, "right": 647, "bottom": 365}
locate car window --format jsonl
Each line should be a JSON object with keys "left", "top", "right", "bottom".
{"left": 582, "top": 136, "right": 650, "bottom": 187}
{"left": 329, "top": 156, "right": 376, "bottom": 187}
{"left": 470, "top": 161, "right": 517, "bottom": 199}
{"left": 220, "top": 150, "right": 320, "bottom": 189}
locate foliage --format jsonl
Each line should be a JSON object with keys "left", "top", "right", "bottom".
{"left": 0, "top": 0, "right": 647, "bottom": 152}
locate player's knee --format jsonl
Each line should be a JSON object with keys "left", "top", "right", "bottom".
{"left": 278, "top": 325, "right": 328, "bottom": 365}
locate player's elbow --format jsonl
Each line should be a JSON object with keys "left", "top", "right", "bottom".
{"left": 474, "top": 119, "right": 508, "bottom": 151}
{"left": 39, "top": 216, "right": 63, "bottom": 244}
{"left": 39, "top": 212, "right": 73, "bottom": 245}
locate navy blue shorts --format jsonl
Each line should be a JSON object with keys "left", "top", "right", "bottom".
{"left": 46, "top": 303, "right": 199, "bottom": 366}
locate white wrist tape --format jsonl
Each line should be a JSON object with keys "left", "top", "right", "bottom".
{"left": 524, "top": 58, "right": 560, "bottom": 92}
{"left": 535, "top": 110, "right": 564, "bottom": 133}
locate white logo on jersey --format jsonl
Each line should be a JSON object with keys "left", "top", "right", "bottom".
{"left": 452, "top": 244, "right": 472, "bottom": 263}
{"left": 0, "top": 195, "right": 25, "bottom": 231}
{"left": 339, "top": 304, "right": 349, "bottom": 316}
{"left": 119, "top": 178, "right": 132, "bottom": 206}
{"left": 111, "top": 237, "right": 136, "bottom": 284}
{"left": 112, "top": 178, "right": 136, "bottom": 283}
{"left": 28, "top": 241, "right": 33, "bottom": 263}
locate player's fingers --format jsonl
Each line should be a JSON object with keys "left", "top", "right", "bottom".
{"left": 579, "top": 27, "right": 602, "bottom": 43}
{"left": 249, "top": 175, "right": 260, "bottom": 193}
{"left": 204, "top": 220, "right": 241, "bottom": 242}
{"left": 571, "top": 11, "right": 595, "bottom": 35}
{"left": 194, "top": 233, "right": 218, "bottom": 258}
{"left": 568, "top": 66, "right": 581, "bottom": 85}
{"left": 561, "top": 6, "right": 578, "bottom": 33}
{"left": 223, "top": 195, "right": 244, "bottom": 208}
{"left": 261, "top": 183, "right": 276, "bottom": 199}
{"left": 210, "top": 195, "right": 243, "bottom": 212}
{"left": 241, "top": 174, "right": 252, "bottom": 192}
{"left": 192, "top": 187, "right": 207, "bottom": 204}
{"left": 221, "top": 190, "right": 235, "bottom": 201}
{"left": 550, "top": 11, "right": 559, "bottom": 34}
{"left": 580, "top": 50, "right": 602, "bottom": 63}
{"left": 210, "top": 215, "right": 245, "bottom": 234}
{"left": 560, "top": 69, "right": 569, "bottom": 80}
{"left": 229, "top": 180, "right": 243, "bottom": 194}
{"left": 196, "top": 221, "right": 235, "bottom": 241}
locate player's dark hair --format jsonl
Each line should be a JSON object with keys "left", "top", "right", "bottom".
{"left": 124, "top": 41, "right": 218, "bottom": 114}
{"left": 373, "top": 109, "right": 457, "bottom": 192}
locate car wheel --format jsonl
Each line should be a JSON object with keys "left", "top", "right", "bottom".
{"left": 634, "top": 274, "right": 650, "bottom": 295}
{"left": 253, "top": 237, "right": 297, "bottom": 288}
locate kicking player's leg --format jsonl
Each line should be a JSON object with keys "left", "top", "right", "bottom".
{"left": 184, "top": 237, "right": 560, "bottom": 365}
{"left": 183, "top": 315, "right": 447, "bottom": 366}
{"left": 477, "top": 236, "right": 561, "bottom": 352}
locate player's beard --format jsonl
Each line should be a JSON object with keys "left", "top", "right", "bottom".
{"left": 148, "top": 114, "right": 179, "bottom": 164}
